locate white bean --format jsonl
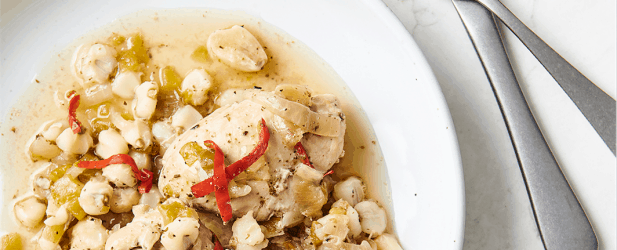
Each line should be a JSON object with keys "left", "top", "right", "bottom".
{"left": 232, "top": 211, "right": 265, "bottom": 246}
{"left": 207, "top": 25, "right": 268, "bottom": 72}
{"left": 55, "top": 128, "right": 93, "bottom": 155}
{"left": 111, "top": 71, "right": 142, "bottom": 99}
{"left": 78, "top": 177, "right": 113, "bottom": 215}
{"left": 171, "top": 105, "right": 203, "bottom": 133}
{"left": 131, "top": 204, "right": 151, "bottom": 218}
{"left": 95, "top": 129, "right": 129, "bottom": 159}
{"left": 313, "top": 214, "right": 350, "bottom": 244}
{"left": 152, "top": 121, "right": 174, "bottom": 141}
{"left": 333, "top": 176, "right": 365, "bottom": 207}
{"left": 110, "top": 187, "right": 140, "bottom": 213}
{"left": 152, "top": 121, "right": 176, "bottom": 154}
{"left": 38, "top": 237, "right": 62, "bottom": 250}
{"left": 123, "top": 120, "right": 152, "bottom": 150}
{"left": 360, "top": 241, "right": 374, "bottom": 250}
{"left": 236, "top": 240, "right": 269, "bottom": 250}
{"left": 72, "top": 43, "right": 117, "bottom": 88}
{"left": 346, "top": 206, "right": 362, "bottom": 239}
{"left": 133, "top": 81, "right": 158, "bottom": 119}
{"left": 354, "top": 200, "right": 387, "bottom": 237}
{"left": 129, "top": 150, "right": 152, "bottom": 171}
{"left": 104, "top": 211, "right": 161, "bottom": 250}
{"left": 342, "top": 241, "right": 374, "bottom": 250}
{"left": 82, "top": 83, "right": 114, "bottom": 107}
{"left": 46, "top": 198, "right": 59, "bottom": 218}
{"left": 139, "top": 186, "right": 164, "bottom": 208}
{"left": 70, "top": 217, "right": 109, "bottom": 250}
{"left": 332, "top": 199, "right": 362, "bottom": 239}
{"left": 26, "top": 120, "right": 68, "bottom": 160}
{"left": 44, "top": 204, "right": 70, "bottom": 226}
{"left": 14, "top": 195, "right": 47, "bottom": 228}
{"left": 374, "top": 233, "right": 403, "bottom": 250}
{"left": 30, "top": 161, "right": 55, "bottom": 199}
{"left": 160, "top": 217, "right": 200, "bottom": 250}
{"left": 111, "top": 113, "right": 153, "bottom": 150}
{"left": 102, "top": 164, "right": 137, "bottom": 188}
{"left": 41, "top": 121, "right": 68, "bottom": 141}
{"left": 181, "top": 69, "right": 213, "bottom": 106}
{"left": 28, "top": 136, "right": 63, "bottom": 160}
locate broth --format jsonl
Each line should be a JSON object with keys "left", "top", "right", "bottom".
{"left": 0, "top": 9, "right": 394, "bottom": 248}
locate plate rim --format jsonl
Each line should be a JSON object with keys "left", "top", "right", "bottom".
{"left": 361, "top": 0, "right": 465, "bottom": 248}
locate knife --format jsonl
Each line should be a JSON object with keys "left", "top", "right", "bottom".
{"left": 451, "top": 0, "right": 598, "bottom": 249}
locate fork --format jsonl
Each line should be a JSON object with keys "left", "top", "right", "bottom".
{"left": 474, "top": 0, "right": 616, "bottom": 154}
{"left": 451, "top": 0, "right": 600, "bottom": 249}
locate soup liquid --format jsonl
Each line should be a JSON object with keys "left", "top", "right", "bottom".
{"left": 0, "top": 9, "right": 393, "bottom": 248}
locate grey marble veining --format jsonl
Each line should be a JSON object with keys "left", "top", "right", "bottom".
{"left": 382, "top": 0, "right": 616, "bottom": 249}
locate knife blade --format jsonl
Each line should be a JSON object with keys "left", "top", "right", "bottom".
{"left": 451, "top": 0, "right": 598, "bottom": 249}
{"left": 475, "top": 0, "right": 616, "bottom": 154}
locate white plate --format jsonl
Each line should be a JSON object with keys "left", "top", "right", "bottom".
{"left": 0, "top": 0, "right": 465, "bottom": 249}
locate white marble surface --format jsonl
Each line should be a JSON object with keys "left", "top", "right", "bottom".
{"left": 382, "top": 0, "right": 616, "bottom": 249}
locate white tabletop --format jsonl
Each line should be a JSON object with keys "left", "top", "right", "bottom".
{"left": 382, "top": 0, "right": 616, "bottom": 249}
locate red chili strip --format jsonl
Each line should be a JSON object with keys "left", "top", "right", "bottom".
{"left": 191, "top": 119, "right": 270, "bottom": 196}
{"left": 191, "top": 178, "right": 214, "bottom": 198}
{"left": 136, "top": 170, "right": 153, "bottom": 194}
{"left": 190, "top": 176, "right": 215, "bottom": 197}
{"left": 77, "top": 154, "right": 153, "bottom": 194}
{"left": 323, "top": 169, "right": 334, "bottom": 177}
{"left": 213, "top": 235, "right": 224, "bottom": 250}
{"left": 204, "top": 140, "right": 233, "bottom": 223}
{"left": 294, "top": 141, "right": 313, "bottom": 168}
{"left": 225, "top": 118, "right": 270, "bottom": 180}
{"left": 68, "top": 94, "right": 83, "bottom": 134}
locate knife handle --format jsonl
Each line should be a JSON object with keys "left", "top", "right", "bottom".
{"left": 475, "top": 0, "right": 616, "bottom": 154}
{"left": 452, "top": 1, "right": 598, "bottom": 249}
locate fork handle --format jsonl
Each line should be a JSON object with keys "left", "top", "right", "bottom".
{"left": 475, "top": 0, "right": 616, "bottom": 154}
{"left": 452, "top": 1, "right": 598, "bottom": 249}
